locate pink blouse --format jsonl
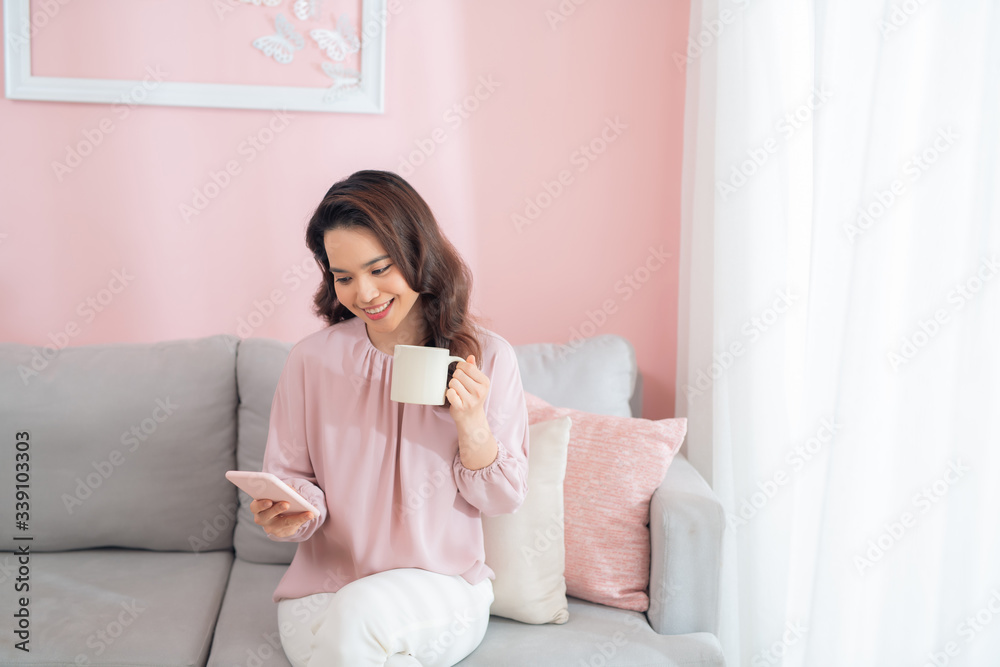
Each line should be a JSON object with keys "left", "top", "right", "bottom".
{"left": 261, "top": 315, "right": 530, "bottom": 603}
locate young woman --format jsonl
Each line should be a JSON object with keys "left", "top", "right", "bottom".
{"left": 251, "top": 170, "right": 530, "bottom": 666}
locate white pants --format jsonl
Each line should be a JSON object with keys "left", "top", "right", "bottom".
{"left": 276, "top": 568, "right": 494, "bottom": 667}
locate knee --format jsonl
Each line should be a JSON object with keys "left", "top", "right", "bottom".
{"left": 310, "top": 603, "right": 386, "bottom": 662}
{"left": 413, "top": 607, "right": 488, "bottom": 665}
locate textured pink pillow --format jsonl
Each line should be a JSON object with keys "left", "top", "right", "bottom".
{"left": 524, "top": 392, "right": 686, "bottom": 612}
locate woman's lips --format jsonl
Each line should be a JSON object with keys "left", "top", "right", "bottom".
{"left": 363, "top": 298, "right": 393, "bottom": 320}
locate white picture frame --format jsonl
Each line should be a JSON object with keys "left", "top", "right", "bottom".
{"left": 3, "top": 0, "right": 387, "bottom": 114}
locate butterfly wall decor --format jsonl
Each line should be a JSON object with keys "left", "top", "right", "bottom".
{"left": 293, "top": 0, "right": 324, "bottom": 21}
{"left": 4, "top": 0, "right": 385, "bottom": 113}
{"left": 310, "top": 14, "right": 361, "bottom": 62}
{"left": 321, "top": 62, "right": 361, "bottom": 102}
{"left": 252, "top": 13, "right": 305, "bottom": 64}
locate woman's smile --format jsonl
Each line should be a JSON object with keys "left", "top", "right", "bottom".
{"left": 362, "top": 298, "right": 394, "bottom": 319}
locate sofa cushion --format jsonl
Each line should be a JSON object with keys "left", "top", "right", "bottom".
{"left": 208, "top": 559, "right": 289, "bottom": 667}
{"left": 0, "top": 335, "right": 239, "bottom": 552}
{"left": 208, "top": 559, "right": 724, "bottom": 667}
{"left": 460, "top": 600, "right": 725, "bottom": 666}
{"left": 0, "top": 548, "right": 232, "bottom": 665}
{"left": 483, "top": 416, "right": 571, "bottom": 625}
{"left": 525, "top": 392, "right": 687, "bottom": 613}
{"left": 233, "top": 337, "right": 298, "bottom": 564}
{"left": 513, "top": 334, "right": 637, "bottom": 418}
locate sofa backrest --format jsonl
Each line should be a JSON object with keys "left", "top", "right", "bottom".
{"left": 232, "top": 338, "right": 297, "bottom": 564}
{"left": 231, "top": 332, "right": 641, "bottom": 564}
{"left": 0, "top": 335, "right": 240, "bottom": 553}
{"left": 0, "top": 330, "right": 641, "bottom": 558}
{"left": 513, "top": 335, "right": 639, "bottom": 418}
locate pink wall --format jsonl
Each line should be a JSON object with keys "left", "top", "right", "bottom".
{"left": 0, "top": 0, "right": 689, "bottom": 418}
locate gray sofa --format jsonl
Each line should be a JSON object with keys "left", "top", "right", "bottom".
{"left": 0, "top": 331, "right": 725, "bottom": 667}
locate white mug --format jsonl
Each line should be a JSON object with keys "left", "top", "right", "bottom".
{"left": 390, "top": 345, "right": 466, "bottom": 405}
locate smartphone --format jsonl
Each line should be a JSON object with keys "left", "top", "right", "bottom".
{"left": 225, "top": 471, "right": 321, "bottom": 516}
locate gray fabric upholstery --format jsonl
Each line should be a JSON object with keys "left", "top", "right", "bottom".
{"left": 208, "top": 559, "right": 289, "bottom": 667}
{"left": 513, "top": 334, "right": 637, "bottom": 418}
{"left": 648, "top": 455, "right": 725, "bottom": 636}
{"left": 460, "top": 600, "right": 725, "bottom": 666}
{"left": 0, "top": 336, "right": 240, "bottom": 552}
{"left": 208, "top": 560, "right": 725, "bottom": 667}
{"left": 0, "top": 548, "right": 232, "bottom": 665}
{"left": 0, "top": 331, "right": 725, "bottom": 667}
{"left": 233, "top": 337, "right": 298, "bottom": 565}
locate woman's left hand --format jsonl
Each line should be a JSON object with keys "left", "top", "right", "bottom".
{"left": 447, "top": 355, "right": 490, "bottom": 425}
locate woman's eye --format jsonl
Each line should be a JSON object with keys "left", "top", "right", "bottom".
{"left": 334, "top": 265, "right": 390, "bottom": 284}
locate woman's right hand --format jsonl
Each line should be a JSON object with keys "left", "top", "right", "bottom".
{"left": 251, "top": 498, "right": 315, "bottom": 538}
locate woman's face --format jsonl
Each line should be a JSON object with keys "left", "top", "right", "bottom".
{"left": 324, "top": 226, "right": 423, "bottom": 338}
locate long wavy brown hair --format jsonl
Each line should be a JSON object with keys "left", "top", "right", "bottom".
{"left": 305, "top": 170, "right": 485, "bottom": 385}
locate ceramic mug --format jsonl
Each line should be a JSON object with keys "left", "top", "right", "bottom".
{"left": 390, "top": 345, "right": 466, "bottom": 405}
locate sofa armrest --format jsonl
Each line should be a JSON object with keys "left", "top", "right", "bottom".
{"left": 647, "top": 453, "right": 724, "bottom": 636}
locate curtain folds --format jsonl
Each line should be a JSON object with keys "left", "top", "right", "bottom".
{"left": 676, "top": 1, "right": 1000, "bottom": 665}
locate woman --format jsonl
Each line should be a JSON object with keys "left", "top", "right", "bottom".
{"left": 251, "top": 170, "right": 530, "bottom": 666}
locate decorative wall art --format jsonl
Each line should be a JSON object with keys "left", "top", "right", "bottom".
{"left": 3, "top": 0, "right": 386, "bottom": 113}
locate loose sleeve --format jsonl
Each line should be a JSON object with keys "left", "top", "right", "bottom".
{"left": 260, "top": 346, "right": 328, "bottom": 542}
{"left": 452, "top": 341, "right": 530, "bottom": 516}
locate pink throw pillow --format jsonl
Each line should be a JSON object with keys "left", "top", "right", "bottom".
{"left": 524, "top": 392, "right": 686, "bottom": 612}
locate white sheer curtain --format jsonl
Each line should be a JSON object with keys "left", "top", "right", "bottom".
{"left": 676, "top": 1, "right": 1000, "bottom": 665}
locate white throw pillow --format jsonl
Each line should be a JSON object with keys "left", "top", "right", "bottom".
{"left": 483, "top": 416, "right": 571, "bottom": 624}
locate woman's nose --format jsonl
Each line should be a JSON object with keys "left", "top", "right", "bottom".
{"left": 357, "top": 277, "right": 379, "bottom": 302}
